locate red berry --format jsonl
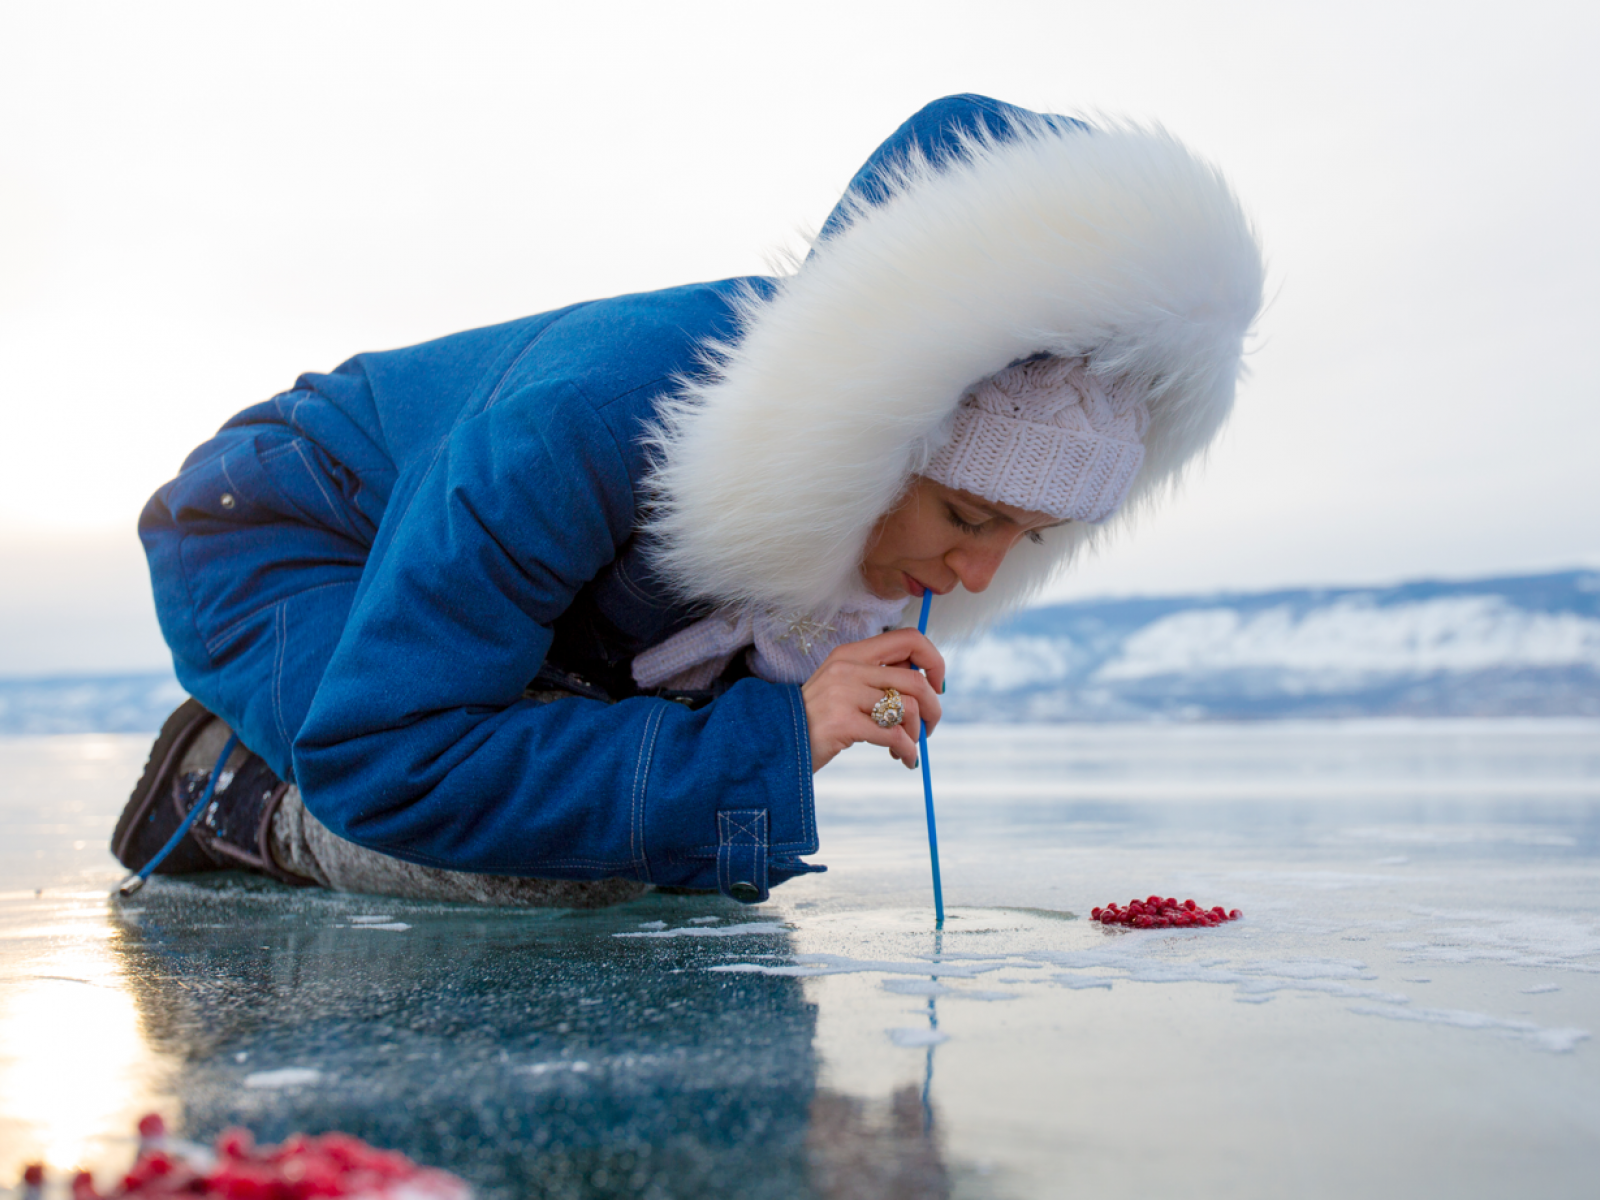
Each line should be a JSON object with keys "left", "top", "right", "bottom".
{"left": 137, "top": 1112, "right": 166, "bottom": 1140}
{"left": 23, "top": 1164, "right": 45, "bottom": 1186}
{"left": 71, "top": 1170, "right": 101, "bottom": 1200}
{"left": 1094, "top": 896, "right": 1239, "bottom": 932}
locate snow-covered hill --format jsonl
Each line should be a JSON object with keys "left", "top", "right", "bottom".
{"left": 4, "top": 571, "right": 1598, "bottom": 731}
{"left": 942, "top": 570, "right": 1600, "bottom": 720}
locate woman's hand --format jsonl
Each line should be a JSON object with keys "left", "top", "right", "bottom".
{"left": 801, "top": 629, "right": 946, "bottom": 773}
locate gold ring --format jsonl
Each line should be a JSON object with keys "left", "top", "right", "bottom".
{"left": 870, "top": 688, "right": 905, "bottom": 729}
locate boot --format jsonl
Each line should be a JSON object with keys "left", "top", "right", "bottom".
{"left": 112, "top": 699, "right": 311, "bottom": 889}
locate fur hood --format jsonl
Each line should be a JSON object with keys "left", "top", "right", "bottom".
{"left": 643, "top": 97, "right": 1265, "bottom": 641}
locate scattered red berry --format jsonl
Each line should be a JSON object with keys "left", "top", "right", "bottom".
{"left": 23, "top": 1164, "right": 45, "bottom": 1186}
{"left": 80, "top": 1114, "right": 472, "bottom": 1198}
{"left": 1093, "top": 896, "right": 1242, "bottom": 929}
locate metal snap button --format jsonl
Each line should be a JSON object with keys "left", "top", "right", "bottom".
{"left": 728, "top": 881, "right": 761, "bottom": 902}
{"left": 219, "top": 493, "right": 236, "bottom": 510}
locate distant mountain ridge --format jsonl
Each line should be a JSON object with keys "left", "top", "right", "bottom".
{"left": 3, "top": 570, "right": 1598, "bottom": 733}
{"left": 942, "top": 569, "right": 1600, "bottom": 720}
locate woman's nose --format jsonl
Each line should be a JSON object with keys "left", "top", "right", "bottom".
{"left": 946, "top": 544, "right": 1008, "bottom": 594}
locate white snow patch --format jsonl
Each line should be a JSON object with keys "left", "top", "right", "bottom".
{"left": 244, "top": 1068, "right": 322, "bottom": 1089}
{"left": 709, "top": 953, "right": 1008, "bottom": 978}
{"left": 615, "top": 921, "right": 786, "bottom": 939}
{"left": 883, "top": 979, "right": 950, "bottom": 996}
{"left": 1349, "top": 1003, "right": 1591, "bottom": 1053}
{"left": 514, "top": 1061, "right": 592, "bottom": 1075}
{"left": 1033, "top": 945, "right": 1406, "bottom": 1003}
{"left": 1392, "top": 908, "right": 1600, "bottom": 971}
{"left": 888, "top": 1027, "right": 949, "bottom": 1048}
{"left": 687, "top": 917, "right": 721, "bottom": 925}
{"left": 349, "top": 915, "right": 396, "bottom": 924}
{"left": 1521, "top": 983, "right": 1562, "bottom": 994}
{"left": 349, "top": 922, "right": 410, "bottom": 931}
{"left": 1094, "top": 597, "right": 1600, "bottom": 681}
{"left": 636, "top": 920, "right": 669, "bottom": 930}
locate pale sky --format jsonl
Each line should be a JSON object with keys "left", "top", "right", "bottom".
{"left": 3, "top": 0, "right": 1597, "bottom": 673}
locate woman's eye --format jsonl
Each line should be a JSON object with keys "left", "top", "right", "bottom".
{"left": 946, "top": 507, "right": 985, "bottom": 534}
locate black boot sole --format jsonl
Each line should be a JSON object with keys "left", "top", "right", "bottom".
{"left": 111, "top": 697, "right": 226, "bottom": 875}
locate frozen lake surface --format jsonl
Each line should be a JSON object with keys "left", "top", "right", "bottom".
{"left": 2, "top": 720, "right": 1598, "bottom": 1197}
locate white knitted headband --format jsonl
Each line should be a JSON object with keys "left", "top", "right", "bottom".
{"left": 923, "top": 356, "right": 1150, "bottom": 523}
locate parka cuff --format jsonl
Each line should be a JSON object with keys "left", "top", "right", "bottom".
{"left": 641, "top": 678, "right": 824, "bottom": 901}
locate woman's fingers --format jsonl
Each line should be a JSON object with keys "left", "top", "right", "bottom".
{"left": 824, "top": 628, "right": 946, "bottom": 694}
{"left": 800, "top": 647, "right": 943, "bottom": 772}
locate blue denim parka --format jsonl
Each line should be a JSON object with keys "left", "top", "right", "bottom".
{"left": 138, "top": 95, "right": 1049, "bottom": 902}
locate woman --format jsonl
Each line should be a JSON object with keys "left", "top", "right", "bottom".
{"left": 112, "top": 94, "right": 1264, "bottom": 905}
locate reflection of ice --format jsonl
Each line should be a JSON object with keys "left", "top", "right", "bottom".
{"left": 0, "top": 901, "right": 173, "bottom": 1178}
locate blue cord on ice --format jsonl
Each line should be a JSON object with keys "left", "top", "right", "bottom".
{"left": 918, "top": 588, "right": 945, "bottom": 928}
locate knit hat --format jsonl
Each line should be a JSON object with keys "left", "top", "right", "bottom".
{"left": 923, "top": 356, "right": 1151, "bottom": 523}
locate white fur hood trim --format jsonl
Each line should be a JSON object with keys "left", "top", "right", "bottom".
{"left": 643, "top": 113, "right": 1265, "bottom": 641}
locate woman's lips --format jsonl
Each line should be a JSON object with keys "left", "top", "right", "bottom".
{"left": 903, "top": 573, "right": 952, "bottom": 598}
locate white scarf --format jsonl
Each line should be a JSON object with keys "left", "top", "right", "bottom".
{"left": 631, "top": 590, "right": 911, "bottom": 691}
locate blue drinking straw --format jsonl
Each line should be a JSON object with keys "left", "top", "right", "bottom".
{"left": 918, "top": 588, "right": 945, "bottom": 928}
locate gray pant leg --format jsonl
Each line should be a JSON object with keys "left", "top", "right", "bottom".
{"left": 269, "top": 788, "right": 647, "bottom": 909}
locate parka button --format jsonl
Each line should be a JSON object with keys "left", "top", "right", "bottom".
{"left": 728, "top": 881, "right": 760, "bottom": 902}
{"left": 219, "top": 493, "right": 236, "bottom": 510}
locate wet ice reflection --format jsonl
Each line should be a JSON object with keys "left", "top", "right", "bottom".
{"left": 0, "top": 895, "right": 175, "bottom": 1179}
{"left": 1, "top": 723, "right": 1597, "bottom": 1197}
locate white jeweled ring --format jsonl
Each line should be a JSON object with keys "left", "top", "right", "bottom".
{"left": 870, "top": 688, "right": 905, "bottom": 729}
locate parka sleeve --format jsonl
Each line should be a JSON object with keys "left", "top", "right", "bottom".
{"left": 290, "top": 374, "right": 820, "bottom": 902}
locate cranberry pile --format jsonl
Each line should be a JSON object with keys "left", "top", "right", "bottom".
{"left": 20, "top": 1113, "right": 470, "bottom": 1199}
{"left": 1092, "top": 896, "right": 1242, "bottom": 929}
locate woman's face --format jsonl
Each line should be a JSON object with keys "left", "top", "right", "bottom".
{"left": 859, "top": 475, "right": 1064, "bottom": 601}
